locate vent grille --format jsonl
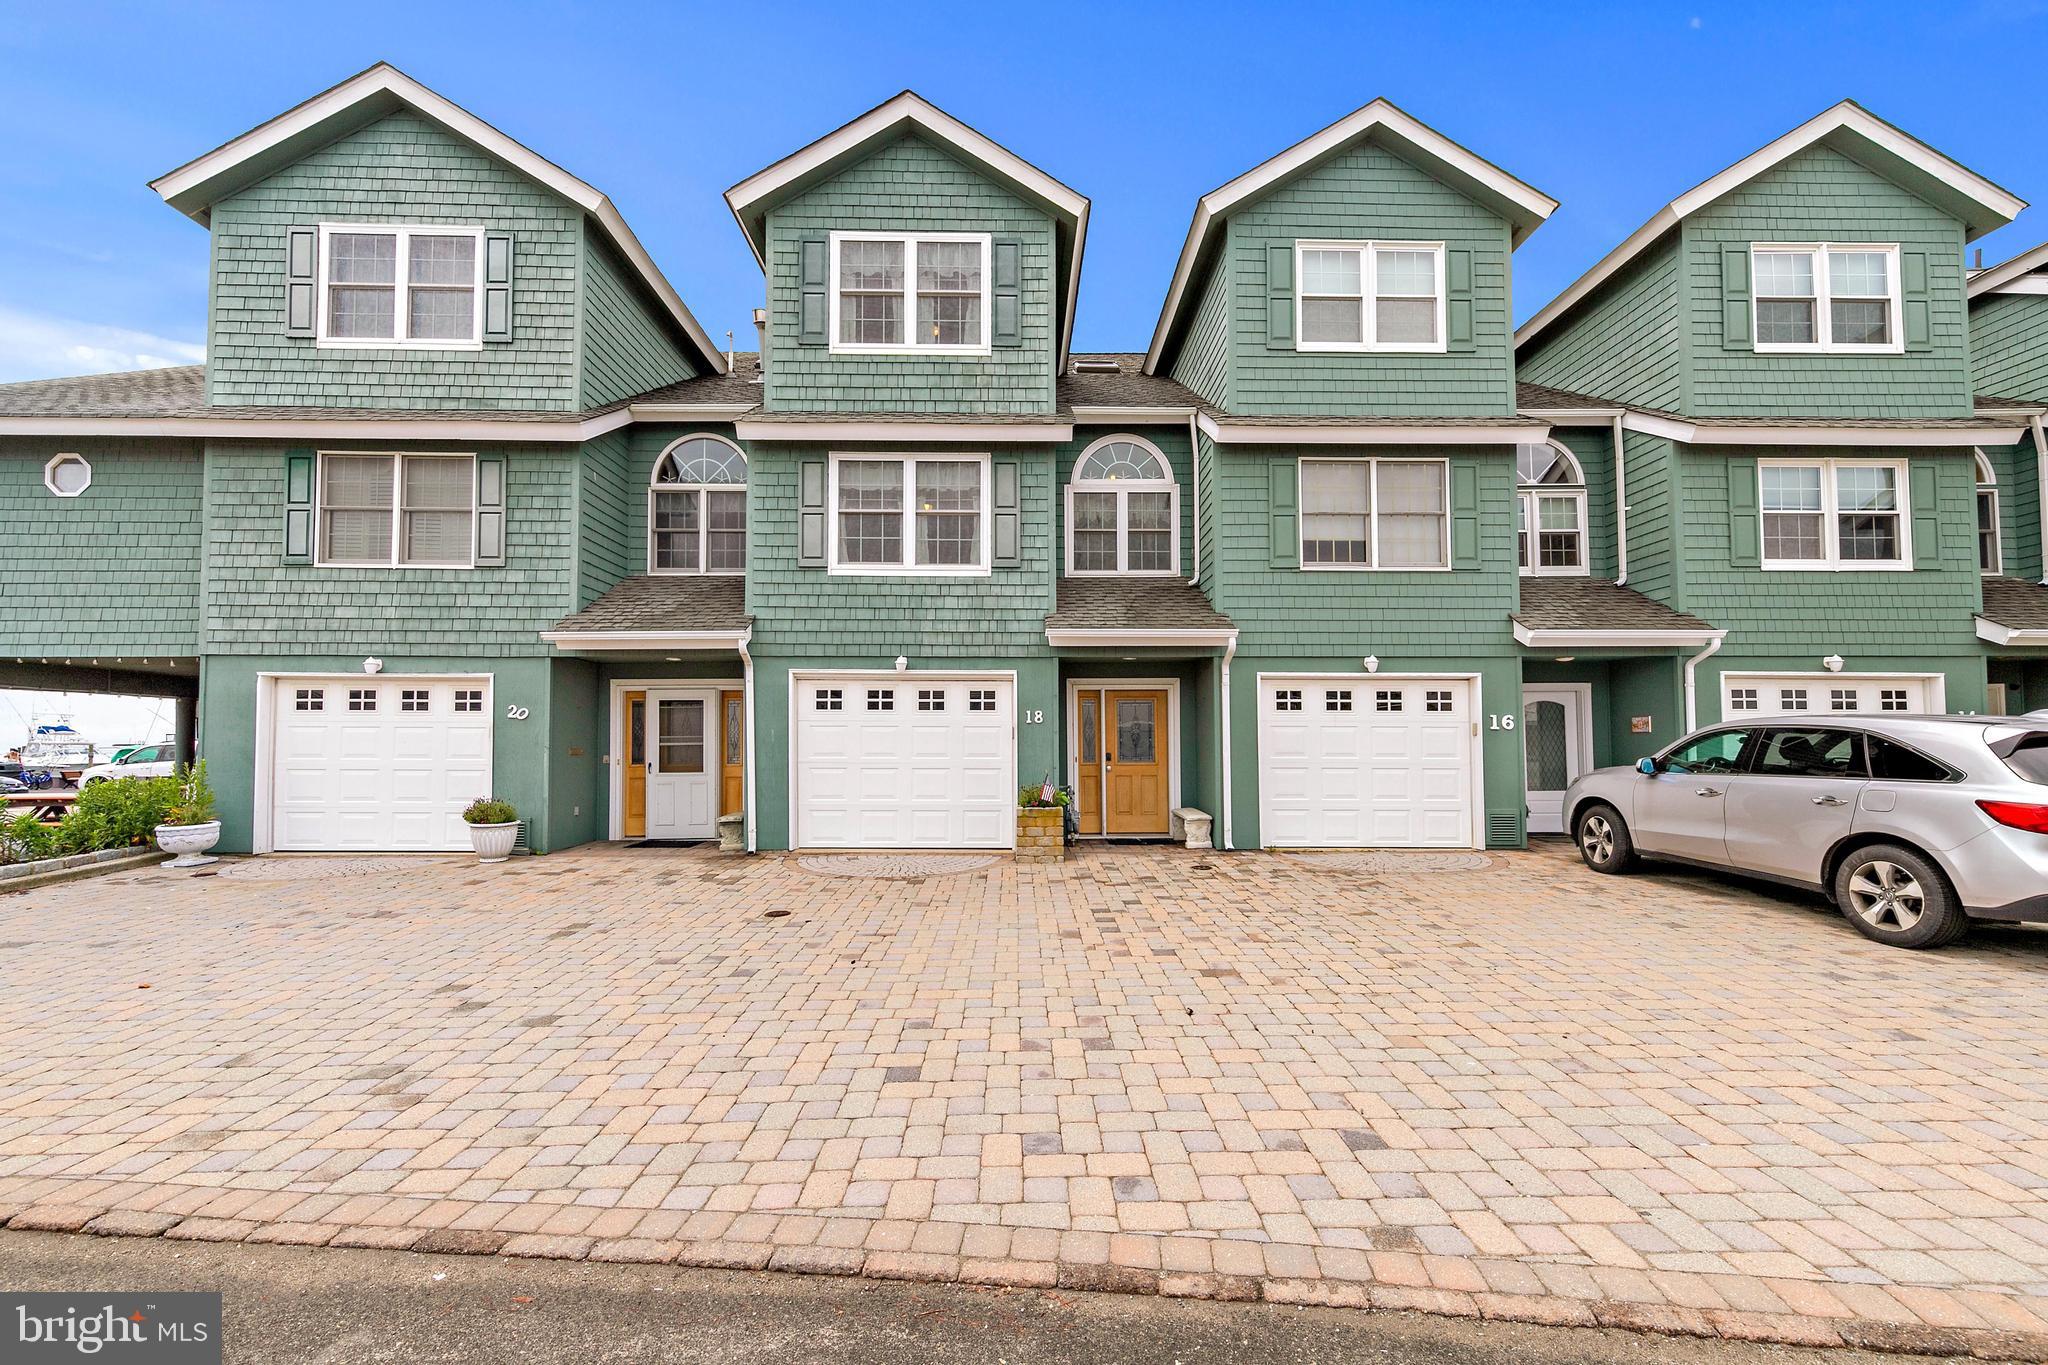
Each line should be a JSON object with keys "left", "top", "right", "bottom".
{"left": 512, "top": 820, "right": 531, "bottom": 855}
{"left": 1484, "top": 810, "right": 1523, "bottom": 849}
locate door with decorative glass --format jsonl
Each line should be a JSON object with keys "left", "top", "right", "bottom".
{"left": 1521, "top": 686, "right": 1588, "bottom": 834}
{"left": 1070, "top": 686, "right": 1169, "bottom": 836}
{"left": 645, "top": 689, "right": 717, "bottom": 840}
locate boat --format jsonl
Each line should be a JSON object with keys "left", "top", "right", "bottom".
{"left": 14, "top": 722, "right": 97, "bottom": 775}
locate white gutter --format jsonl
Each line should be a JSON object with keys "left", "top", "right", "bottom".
{"left": 1219, "top": 634, "right": 1236, "bottom": 851}
{"left": 0, "top": 408, "right": 639, "bottom": 442}
{"left": 1611, "top": 414, "right": 1629, "bottom": 586}
{"left": 1977, "top": 618, "right": 2048, "bottom": 647}
{"left": 1198, "top": 412, "right": 1551, "bottom": 446}
{"left": 737, "top": 629, "right": 758, "bottom": 854}
{"left": 2033, "top": 415, "right": 2048, "bottom": 583}
{"left": 1043, "top": 628, "right": 1238, "bottom": 649}
{"left": 1621, "top": 410, "right": 2024, "bottom": 448}
{"left": 1187, "top": 410, "right": 1202, "bottom": 586}
{"left": 1683, "top": 634, "right": 1725, "bottom": 732}
{"left": 737, "top": 419, "right": 1073, "bottom": 443}
{"left": 1513, "top": 624, "right": 1725, "bottom": 649}
{"left": 1067, "top": 405, "right": 1196, "bottom": 424}
{"left": 538, "top": 629, "right": 751, "bottom": 650}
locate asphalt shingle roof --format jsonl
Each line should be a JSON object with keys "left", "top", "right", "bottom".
{"left": 1058, "top": 353, "right": 1208, "bottom": 412}
{"left": 1516, "top": 381, "right": 1619, "bottom": 411}
{"left": 1045, "top": 578, "right": 1233, "bottom": 632}
{"left": 1981, "top": 576, "right": 2048, "bottom": 632}
{"left": 1515, "top": 577, "right": 1718, "bottom": 634}
{"left": 0, "top": 365, "right": 205, "bottom": 416}
{"left": 549, "top": 576, "right": 750, "bottom": 634}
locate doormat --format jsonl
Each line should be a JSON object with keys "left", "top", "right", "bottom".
{"left": 627, "top": 839, "right": 708, "bottom": 849}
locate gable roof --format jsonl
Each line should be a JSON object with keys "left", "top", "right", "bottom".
{"left": 1518, "top": 100, "right": 2026, "bottom": 352}
{"left": 1144, "top": 99, "right": 1557, "bottom": 376}
{"left": 1969, "top": 240, "right": 2048, "bottom": 300}
{"left": 724, "top": 91, "right": 1091, "bottom": 365}
{"left": 148, "top": 62, "right": 728, "bottom": 375}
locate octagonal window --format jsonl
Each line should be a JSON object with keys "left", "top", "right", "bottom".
{"left": 44, "top": 453, "right": 91, "bottom": 498}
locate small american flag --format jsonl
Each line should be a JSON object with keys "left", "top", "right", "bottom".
{"left": 1039, "top": 778, "right": 1057, "bottom": 805}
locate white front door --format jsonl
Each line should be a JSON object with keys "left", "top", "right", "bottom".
{"left": 1521, "top": 686, "right": 1589, "bottom": 835}
{"left": 646, "top": 690, "right": 717, "bottom": 840}
{"left": 1722, "top": 675, "right": 1935, "bottom": 721}
{"left": 793, "top": 675, "right": 1015, "bottom": 848}
{"left": 1257, "top": 676, "right": 1477, "bottom": 848}
{"left": 269, "top": 676, "right": 492, "bottom": 851}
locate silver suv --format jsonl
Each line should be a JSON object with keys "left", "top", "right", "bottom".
{"left": 1564, "top": 715, "right": 2048, "bottom": 948}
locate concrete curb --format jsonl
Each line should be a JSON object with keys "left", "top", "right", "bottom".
{"left": 0, "top": 847, "right": 169, "bottom": 891}
{"left": 14, "top": 1203, "right": 2048, "bottom": 1360}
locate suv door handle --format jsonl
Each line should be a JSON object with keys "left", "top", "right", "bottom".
{"left": 1693, "top": 787, "right": 1722, "bottom": 798}
{"left": 1811, "top": 795, "right": 1847, "bottom": 806}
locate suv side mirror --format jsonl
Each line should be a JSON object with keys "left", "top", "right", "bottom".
{"left": 1635, "top": 757, "right": 1659, "bottom": 776}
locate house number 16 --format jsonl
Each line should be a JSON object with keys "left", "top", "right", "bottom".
{"left": 1487, "top": 713, "right": 1517, "bottom": 731}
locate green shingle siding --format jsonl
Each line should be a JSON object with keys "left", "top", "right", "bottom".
{"left": 1680, "top": 146, "right": 1971, "bottom": 418}
{"left": 1224, "top": 141, "right": 1516, "bottom": 417}
{"left": 1616, "top": 431, "right": 1681, "bottom": 602}
{"left": 205, "top": 112, "right": 582, "bottom": 411}
{"left": 0, "top": 440, "right": 204, "bottom": 656}
{"left": 762, "top": 136, "right": 1056, "bottom": 414}
{"left": 1054, "top": 425, "right": 1195, "bottom": 573}
{"left": 1546, "top": 426, "right": 1619, "bottom": 578}
{"left": 1170, "top": 252, "right": 1231, "bottom": 409}
{"left": 1971, "top": 291, "right": 2048, "bottom": 403}
{"left": 575, "top": 430, "right": 634, "bottom": 605}
{"left": 200, "top": 441, "right": 575, "bottom": 655}
{"left": 1976, "top": 438, "right": 2039, "bottom": 579}
{"left": 1518, "top": 241, "right": 1683, "bottom": 411}
{"left": 579, "top": 230, "right": 693, "bottom": 408}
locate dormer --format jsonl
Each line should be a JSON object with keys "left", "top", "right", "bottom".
{"left": 725, "top": 93, "right": 1089, "bottom": 416}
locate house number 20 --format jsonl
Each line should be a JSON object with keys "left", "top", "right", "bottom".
{"left": 505, "top": 704, "right": 531, "bottom": 721}
{"left": 1486, "top": 713, "right": 1517, "bottom": 731}
{"left": 1023, "top": 710, "right": 1044, "bottom": 724}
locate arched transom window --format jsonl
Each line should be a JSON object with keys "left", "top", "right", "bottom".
{"left": 1066, "top": 436, "right": 1177, "bottom": 575}
{"left": 1515, "top": 441, "right": 1586, "bottom": 576}
{"left": 1976, "top": 450, "right": 2000, "bottom": 576}
{"left": 650, "top": 435, "right": 747, "bottom": 575}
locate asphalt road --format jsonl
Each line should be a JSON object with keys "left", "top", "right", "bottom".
{"left": 0, "top": 1230, "right": 1932, "bottom": 1364}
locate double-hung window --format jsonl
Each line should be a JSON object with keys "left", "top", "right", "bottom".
{"left": 317, "top": 452, "right": 476, "bottom": 568}
{"left": 1976, "top": 450, "right": 2001, "bottom": 576}
{"left": 649, "top": 436, "right": 748, "bottom": 575}
{"left": 1065, "top": 436, "right": 1178, "bottom": 575}
{"left": 1297, "top": 241, "right": 1446, "bottom": 352}
{"left": 317, "top": 224, "right": 485, "bottom": 348}
{"left": 829, "top": 454, "right": 991, "bottom": 575}
{"left": 1758, "top": 458, "right": 1909, "bottom": 569}
{"left": 1299, "top": 458, "right": 1449, "bottom": 569}
{"left": 830, "top": 232, "right": 991, "bottom": 354}
{"left": 1751, "top": 244, "right": 1902, "bottom": 353}
{"left": 1515, "top": 442, "right": 1587, "bottom": 575}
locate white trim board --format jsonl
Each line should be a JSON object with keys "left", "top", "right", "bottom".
{"left": 1513, "top": 624, "right": 1725, "bottom": 648}
{"left": 1196, "top": 413, "right": 1549, "bottom": 446}
{"left": 1518, "top": 100, "right": 2025, "bottom": 352}
{"left": 738, "top": 419, "right": 1071, "bottom": 444}
{"left": 1620, "top": 410, "right": 2023, "bottom": 448}
{"left": 541, "top": 630, "right": 751, "bottom": 652}
{"left": 1064, "top": 677, "right": 1182, "bottom": 838}
{"left": 149, "top": 62, "right": 727, "bottom": 375}
{"left": 1147, "top": 98, "right": 1556, "bottom": 374}
{"left": 1969, "top": 240, "right": 2048, "bottom": 298}
{"left": 1044, "top": 628, "right": 1237, "bottom": 649}
{"left": 0, "top": 408, "right": 638, "bottom": 442}
{"left": 1977, "top": 617, "right": 2048, "bottom": 647}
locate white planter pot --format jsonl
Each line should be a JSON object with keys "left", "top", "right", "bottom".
{"left": 468, "top": 820, "right": 519, "bottom": 863}
{"left": 155, "top": 820, "right": 221, "bottom": 869}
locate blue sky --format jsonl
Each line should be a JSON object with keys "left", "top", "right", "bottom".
{"left": 3, "top": 0, "right": 2047, "bottom": 382}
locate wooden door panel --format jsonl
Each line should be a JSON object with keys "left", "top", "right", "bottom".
{"left": 1074, "top": 690, "right": 1103, "bottom": 836}
{"left": 1104, "top": 690, "right": 1169, "bottom": 835}
{"left": 623, "top": 691, "right": 647, "bottom": 838}
{"left": 719, "top": 690, "right": 745, "bottom": 817}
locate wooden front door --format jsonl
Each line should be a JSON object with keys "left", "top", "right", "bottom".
{"left": 1072, "top": 687, "right": 1169, "bottom": 836}
{"left": 718, "top": 690, "right": 745, "bottom": 816}
{"left": 622, "top": 690, "right": 648, "bottom": 838}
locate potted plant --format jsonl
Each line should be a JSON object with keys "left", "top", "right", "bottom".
{"left": 155, "top": 760, "right": 221, "bottom": 868}
{"left": 1016, "top": 780, "right": 1070, "bottom": 863}
{"left": 463, "top": 797, "right": 520, "bottom": 863}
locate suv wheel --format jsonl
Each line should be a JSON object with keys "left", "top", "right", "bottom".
{"left": 1575, "top": 803, "right": 1635, "bottom": 874}
{"left": 1833, "top": 844, "right": 1969, "bottom": 949}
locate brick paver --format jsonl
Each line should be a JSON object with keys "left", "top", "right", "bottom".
{"left": 2, "top": 842, "right": 2047, "bottom": 1354}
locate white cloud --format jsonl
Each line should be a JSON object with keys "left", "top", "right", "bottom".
{"left": 0, "top": 305, "right": 203, "bottom": 384}
{"left": 0, "top": 691, "right": 176, "bottom": 758}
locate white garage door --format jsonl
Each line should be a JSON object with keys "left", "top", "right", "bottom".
{"left": 270, "top": 677, "right": 492, "bottom": 851}
{"left": 1723, "top": 675, "right": 1936, "bottom": 720}
{"left": 1258, "top": 676, "right": 1476, "bottom": 848}
{"left": 794, "top": 675, "right": 1013, "bottom": 848}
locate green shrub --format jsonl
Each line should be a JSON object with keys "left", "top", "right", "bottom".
{"left": 165, "top": 761, "right": 217, "bottom": 827}
{"left": 0, "top": 813, "right": 55, "bottom": 865}
{"left": 74, "top": 774, "right": 178, "bottom": 847}
{"left": 463, "top": 797, "right": 517, "bottom": 825}
{"left": 52, "top": 809, "right": 112, "bottom": 857}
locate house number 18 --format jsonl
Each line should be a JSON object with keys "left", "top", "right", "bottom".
{"left": 1487, "top": 713, "right": 1517, "bottom": 731}
{"left": 1023, "top": 710, "right": 1044, "bottom": 724}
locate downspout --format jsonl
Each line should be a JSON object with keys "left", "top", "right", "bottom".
{"left": 1187, "top": 411, "right": 1202, "bottom": 585}
{"left": 738, "top": 628, "right": 757, "bottom": 853}
{"left": 1683, "top": 634, "right": 1724, "bottom": 733}
{"left": 2032, "top": 414, "right": 2048, "bottom": 584}
{"left": 1610, "top": 414, "right": 1629, "bottom": 585}
{"left": 1219, "top": 633, "right": 1236, "bottom": 850}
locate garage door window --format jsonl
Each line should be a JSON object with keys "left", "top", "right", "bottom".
{"left": 294, "top": 688, "right": 324, "bottom": 712}
{"left": 1300, "top": 459, "right": 1449, "bottom": 570}
{"left": 318, "top": 453, "right": 476, "bottom": 568}
{"left": 830, "top": 455, "right": 990, "bottom": 574}
{"left": 348, "top": 689, "right": 377, "bottom": 711}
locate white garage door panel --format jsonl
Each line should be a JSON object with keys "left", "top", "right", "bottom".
{"left": 1723, "top": 675, "right": 1933, "bottom": 719}
{"left": 1258, "top": 678, "right": 1476, "bottom": 849}
{"left": 269, "top": 678, "right": 492, "bottom": 852}
{"left": 795, "top": 677, "right": 1014, "bottom": 849}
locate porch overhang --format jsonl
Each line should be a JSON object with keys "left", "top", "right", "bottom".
{"left": 1977, "top": 618, "right": 2048, "bottom": 648}
{"left": 1513, "top": 624, "right": 1726, "bottom": 649}
{"left": 540, "top": 628, "right": 751, "bottom": 653}
{"left": 1622, "top": 411, "right": 2024, "bottom": 448}
{"left": 1196, "top": 413, "right": 1549, "bottom": 446}
{"left": 1044, "top": 627, "right": 1238, "bottom": 650}
{"left": 737, "top": 418, "right": 1073, "bottom": 443}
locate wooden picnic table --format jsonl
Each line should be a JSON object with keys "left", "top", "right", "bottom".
{"left": 4, "top": 790, "right": 76, "bottom": 823}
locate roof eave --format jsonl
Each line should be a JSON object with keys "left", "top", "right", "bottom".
{"left": 1512, "top": 623, "right": 1727, "bottom": 648}
{"left": 1968, "top": 240, "right": 2048, "bottom": 299}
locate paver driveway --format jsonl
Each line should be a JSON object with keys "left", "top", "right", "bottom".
{"left": 2, "top": 843, "right": 2047, "bottom": 1355}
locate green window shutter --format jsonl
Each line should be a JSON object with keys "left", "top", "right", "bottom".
{"left": 1450, "top": 462, "right": 1481, "bottom": 568}
{"left": 1902, "top": 251, "right": 1931, "bottom": 352}
{"left": 475, "top": 454, "right": 507, "bottom": 567}
{"left": 1910, "top": 460, "right": 1940, "bottom": 565}
{"left": 283, "top": 449, "right": 314, "bottom": 563}
{"left": 1445, "top": 249, "right": 1474, "bottom": 353}
{"left": 284, "top": 228, "right": 317, "bottom": 339}
{"left": 1268, "top": 458, "right": 1298, "bottom": 568}
{"left": 1726, "top": 458, "right": 1760, "bottom": 568}
{"left": 482, "top": 232, "right": 514, "bottom": 343}
{"left": 1265, "top": 244, "right": 1295, "bottom": 351}
{"left": 992, "top": 460, "right": 1020, "bottom": 566}
{"left": 1721, "top": 247, "right": 1752, "bottom": 350}
{"left": 798, "top": 238, "right": 829, "bottom": 347}
{"left": 991, "top": 239, "right": 1022, "bottom": 348}
{"left": 798, "top": 459, "right": 827, "bottom": 567}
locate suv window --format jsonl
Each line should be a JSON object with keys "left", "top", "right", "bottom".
{"left": 1754, "top": 728, "right": 1864, "bottom": 778}
{"left": 1869, "top": 735, "right": 1953, "bottom": 783}
{"left": 1661, "top": 729, "right": 1752, "bottom": 775}
{"left": 2002, "top": 733, "right": 2048, "bottom": 785}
